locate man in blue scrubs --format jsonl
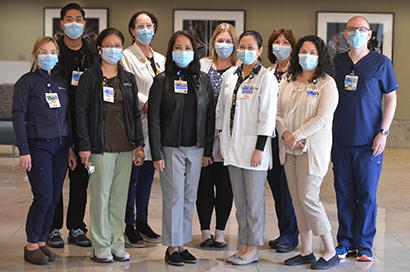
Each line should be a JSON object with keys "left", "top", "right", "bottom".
{"left": 332, "top": 16, "right": 398, "bottom": 262}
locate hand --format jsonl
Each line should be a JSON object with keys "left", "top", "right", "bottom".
{"left": 293, "top": 140, "right": 305, "bottom": 151}
{"left": 19, "top": 154, "right": 32, "bottom": 171}
{"left": 250, "top": 149, "right": 263, "bottom": 167}
{"left": 68, "top": 148, "right": 77, "bottom": 171}
{"left": 202, "top": 156, "right": 213, "bottom": 167}
{"left": 372, "top": 133, "right": 387, "bottom": 156}
{"left": 141, "top": 102, "right": 148, "bottom": 113}
{"left": 217, "top": 147, "right": 224, "bottom": 162}
{"left": 283, "top": 131, "right": 297, "bottom": 151}
{"left": 154, "top": 160, "right": 165, "bottom": 172}
{"left": 79, "top": 151, "right": 91, "bottom": 166}
{"left": 134, "top": 146, "right": 145, "bottom": 166}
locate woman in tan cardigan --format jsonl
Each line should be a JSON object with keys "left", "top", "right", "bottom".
{"left": 276, "top": 35, "right": 339, "bottom": 270}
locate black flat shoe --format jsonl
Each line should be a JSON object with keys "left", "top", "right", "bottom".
{"left": 165, "top": 249, "right": 184, "bottom": 266}
{"left": 180, "top": 249, "right": 197, "bottom": 263}
{"left": 213, "top": 240, "right": 227, "bottom": 248}
{"left": 275, "top": 241, "right": 297, "bottom": 253}
{"left": 269, "top": 238, "right": 280, "bottom": 249}
{"left": 285, "top": 252, "right": 316, "bottom": 266}
{"left": 200, "top": 234, "right": 214, "bottom": 247}
{"left": 311, "top": 254, "right": 340, "bottom": 270}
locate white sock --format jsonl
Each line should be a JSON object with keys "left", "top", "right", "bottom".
{"left": 214, "top": 229, "right": 225, "bottom": 243}
{"left": 201, "top": 230, "right": 211, "bottom": 241}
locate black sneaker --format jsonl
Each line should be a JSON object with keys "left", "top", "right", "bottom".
{"left": 68, "top": 228, "right": 91, "bottom": 247}
{"left": 136, "top": 221, "right": 161, "bottom": 243}
{"left": 46, "top": 229, "right": 65, "bottom": 248}
{"left": 165, "top": 249, "right": 184, "bottom": 266}
{"left": 125, "top": 224, "right": 145, "bottom": 248}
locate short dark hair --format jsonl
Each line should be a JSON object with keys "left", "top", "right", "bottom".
{"left": 128, "top": 11, "right": 159, "bottom": 43}
{"left": 165, "top": 30, "right": 200, "bottom": 75}
{"left": 96, "top": 28, "right": 125, "bottom": 48}
{"left": 267, "top": 29, "right": 297, "bottom": 63}
{"left": 238, "top": 30, "right": 263, "bottom": 62}
{"left": 60, "top": 3, "right": 85, "bottom": 20}
{"left": 288, "top": 35, "right": 335, "bottom": 82}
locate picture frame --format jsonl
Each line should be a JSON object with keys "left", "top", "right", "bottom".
{"left": 174, "top": 9, "right": 246, "bottom": 58}
{"left": 44, "top": 8, "right": 108, "bottom": 43}
{"left": 317, "top": 12, "right": 394, "bottom": 60}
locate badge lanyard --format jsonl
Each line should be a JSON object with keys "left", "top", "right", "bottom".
{"left": 174, "top": 70, "right": 188, "bottom": 94}
{"left": 102, "top": 77, "right": 115, "bottom": 103}
{"left": 45, "top": 80, "right": 61, "bottom": 108}
{"left": 345, "top": 65, "right": 358, "bottom": 91}
{"left": 71, "top": 52, "right": 86, "bottom": 86}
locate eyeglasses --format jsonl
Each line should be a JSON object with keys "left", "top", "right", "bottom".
{"left": 346, "top": 27, "right": 370, "bottom": 33}
{"left": 274, "top": 28, "right": 292, "bottom": 33}
{"left": 135, "top": 23, "right": 155, "bottom": 30}
{"left": 38, "top": 49, "right": 59, "bottom": 55}
{"left": 100, "top": 44, "right": 122, "bottom": 49}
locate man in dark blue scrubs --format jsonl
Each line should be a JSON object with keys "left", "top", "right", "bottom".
{"left": 332, "top": 16, "right": 398, "bottom": 262}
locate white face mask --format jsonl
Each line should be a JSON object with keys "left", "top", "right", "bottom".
{"left": 272, "top": 45, "right": 291, "bottom": 60}
{"left": 63, "top": 22, "right": 84, "bottom": 39}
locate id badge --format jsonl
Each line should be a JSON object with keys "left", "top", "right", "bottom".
{"left": 71, "top": 71, "right": 84, "bottom": 86}
{"left": 240, "top": 85, "right": 253, "bottom": 99}
{"left": 345, "top": 75, "right": 358, "bottom": 91}
{"left": 307, "top": 89, "right": 320, "bottom": 97}
{"left": 103, "top": 86, "right": 114, "bottom": 103}
{"left": 45, "top": 93, "right": 61, "bottom": 108}
{"left": 174, "top": 80, "right": 188, "bottom": 94}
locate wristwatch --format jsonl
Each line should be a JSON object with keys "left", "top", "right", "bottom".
{"left": 379, "top": 129, "right": 389, "bottom": 136}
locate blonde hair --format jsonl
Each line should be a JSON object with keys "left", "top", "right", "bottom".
{"left": 210, "top": 23, "right": 239, "bottom": 66}
{"left": 31, "top": 36, "right": 59, "bottom": 71}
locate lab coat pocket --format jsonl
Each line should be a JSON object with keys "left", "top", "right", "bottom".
{"left": 240, "top": 133, "right": 258, "bottom": 164}
{"left": 305, "top": 89, "right": 320, "bottom": 119}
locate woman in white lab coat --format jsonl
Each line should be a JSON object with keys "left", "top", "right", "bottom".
{"left": 120, "top": 11, "right": 166, "bottom": 247}
{"left": 216, "top": 30, "right": 278, "bottom": 265}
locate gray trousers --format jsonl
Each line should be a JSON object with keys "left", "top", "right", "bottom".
{"left": 160, "top": 146, "right": 204, "bottom": 246}
{"left": 228, "top": 165, "right": 267, "bottom": 246}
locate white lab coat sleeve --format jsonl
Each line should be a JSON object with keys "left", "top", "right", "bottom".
{"left": 276, "top": 79, "right": 289, "bottom": 139}
{"left": 215, "top": 74, "right": 228, "bottom": 131}
{"left": 257, "top": 72, "right": 278, "bottom": 136}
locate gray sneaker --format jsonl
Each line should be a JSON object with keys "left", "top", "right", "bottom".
{"left": 68, "top": 228, "right": 91, "bottom": 247}
{"left": 46, "top": 229, "right": 65, "bottom": 248}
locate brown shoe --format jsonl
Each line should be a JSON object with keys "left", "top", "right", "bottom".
{"left": 40, "top": 246, "right": 56, "bottom": 261}
{"left": 24, "top": 247, "right": 48, "bottom": 265}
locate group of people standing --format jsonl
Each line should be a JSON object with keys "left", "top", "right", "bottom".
{"left": 12, "top": 2, "right": 397, "bottom": 270}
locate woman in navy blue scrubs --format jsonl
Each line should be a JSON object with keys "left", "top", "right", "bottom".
{"left": 12, "top": 36, "right": 77, "bottom": 265}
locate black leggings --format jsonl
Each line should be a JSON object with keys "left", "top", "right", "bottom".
{"left": 196, "top": 162, "right": 233, "bottom": 230}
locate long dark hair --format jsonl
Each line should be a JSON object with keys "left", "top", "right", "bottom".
{"left": 165, "top": 30, "right": 200, "bottom": 75}
{"left": 288, "top": 35, "right": 334, "bottom": 82}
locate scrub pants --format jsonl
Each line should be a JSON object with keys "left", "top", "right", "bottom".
{"left": 25, "top": 137, "right": 70, "bottom": 243}
{"left": 267, "top": 135, "right": 299, "bottom": 246}
{"left": 125, "top": 161, "right": 156, "bottom": 225}
{"left": 89, "top": 151, "right": 133, "bottom": 256}
{"left": 332, "top": 143, "right": 383, "bottom": 250}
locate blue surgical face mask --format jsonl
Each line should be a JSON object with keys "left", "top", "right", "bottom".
{"left": 272, "top": 45, "right": 291, "bottom": 61}
{"left": 64, "top": 22, "right": 84, "bottom": 39}
{"left": 298, "top": 54, "right": 318, "bottom": 71}
{"left": 215, "top": 43, "right": 234, "bottom": 59}
{"left": 101, "top": 48, "right": 123, "bottom": 64}
{"left": 136, "top": 28, "right": 154, "bottom": 45}
{"left": 38, "top": 54, "right": 58, "bottom": 71}
{"left": 348, "top": 30, "right": 368, "bottom": 48}
{"left": 172, "top": 51, "right": 194, "bottom": 68}
{"left": 237, "top": 49, "right": 258, "bottom": 65}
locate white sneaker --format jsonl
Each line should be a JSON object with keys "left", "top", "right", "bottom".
{"left": 114, "top": 250, "right": 130, "bottom": 261}
{"left": 92, "top": 252, "right": 113, "bottom": 263}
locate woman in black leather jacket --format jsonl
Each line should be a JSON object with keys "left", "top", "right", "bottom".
{"left": 148, "top": 30, "right": 214, "bottom": 266}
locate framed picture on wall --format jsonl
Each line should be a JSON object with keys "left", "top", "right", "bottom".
{"left": 44, "top": 8, "right": 108, "bottom": 43}
{"left": 317, "top": 12, "right": 394, "bottom": 60}
{"left": 174, "top": 9, "right": 245, "bottom": 58}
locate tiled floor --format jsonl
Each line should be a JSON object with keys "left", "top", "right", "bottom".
{"left": 0, "top": 145, "right": 409, "bottom": 271}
